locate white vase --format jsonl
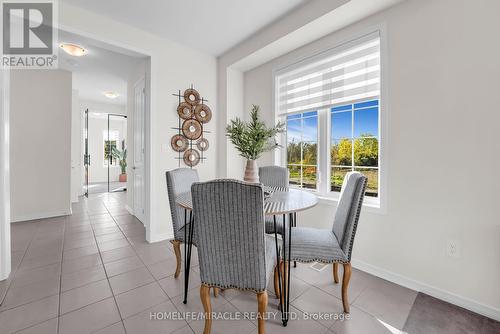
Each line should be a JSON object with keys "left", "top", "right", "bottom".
{"left": 244, "top": 159, "right": 259, "bottom": 183}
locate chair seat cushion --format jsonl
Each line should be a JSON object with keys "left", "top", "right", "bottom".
{"left": 284, "top": 227, "right": 347, "bottom": 263}
{"left": 264, "top": 216, "right": 287, "bottom": 235}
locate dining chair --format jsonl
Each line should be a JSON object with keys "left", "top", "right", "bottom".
{"left": 258, "top": 166, "right": 289, "bottom": 235}
{"left": 191, "top": 179, "right": 278, "bottom": 334}
{"left": 285, "top": 171, "right": 367, "bottom": 313}
{"left": 165, "top": 168, "right": 199, "bottom": 278}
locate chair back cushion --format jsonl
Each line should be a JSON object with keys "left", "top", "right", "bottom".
{"left": 258, "top": 166, "right": 289, "bottom": 189}
{"left": 165, "top": 168, "right": 199, "bottom": 240}
{"left": 332, "top": 172, "right": 367, "bottom": 259}
{"left": 192, "top": 179, "right": 268, "bottom": 291}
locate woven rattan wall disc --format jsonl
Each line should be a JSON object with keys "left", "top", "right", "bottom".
{"left": 194, "top": 104, "right": 212, "bottom": 123}
{"left": 177, "top": 102, "right": 193, "bottom": 120}
{"left": 181, "top": 119, "right": 202, "bottom": 140}
{"left": 196, "top": 138, "right": 209, "bottom": 151}
{"left": 183, "top": 149, "right": 200, "bottom": 167}
{"left": 184, "top": 88, "right": 200, "bottom": 106}
{"left": 170, "top": 134, "right": 188, "bottom": 152}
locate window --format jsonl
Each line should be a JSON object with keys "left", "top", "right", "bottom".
{"left": 104, "top": 130, "right": 119, "bottom": 166}
{"left": 287, "top": 111, "right": 318, "bottom": 189}
{"left": 331, "top": 100, "right": 379, "bottom": 197}
{"left": 276, "top": 31, "right": 382, "bottom": 204}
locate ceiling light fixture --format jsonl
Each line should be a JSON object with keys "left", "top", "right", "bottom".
{"left": 59, "top": 43, "right": 87, "bottom": 56}
{"left": 104, "top": 91, "right": 119, "bottom": 99}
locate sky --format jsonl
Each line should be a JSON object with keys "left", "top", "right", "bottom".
{"left": 287, "top": 100, "right": 379, "bottom": 144}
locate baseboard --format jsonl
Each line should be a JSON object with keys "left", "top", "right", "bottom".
{"left": 351, "top": 258, "right": 500, "bottom": 322}
{"left": 124, "top": 205, "right": 134, "bottom": 215}
{"left": 11, "top": 210, "right": 71, "bottom": 223}
{"left": 146, "top": 232, "right": 173, "bottom": 243}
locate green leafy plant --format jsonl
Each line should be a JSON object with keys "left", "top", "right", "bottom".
{"left": 111, "top": 140, "right": 127, "bottom": 174}
{"left": 226, "top": 105, "right": 285, "bottom": 160}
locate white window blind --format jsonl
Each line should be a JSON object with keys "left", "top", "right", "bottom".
{"left": 276, "top": 32, "right": 380, "bottom": 115}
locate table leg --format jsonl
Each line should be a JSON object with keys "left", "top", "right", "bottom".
{"left": 279, "top": 213, "right": 293, "bottom": 326}
{"left": 293, "top": 212, "right": 297, "bottom": 268}
{"left": 183, "top": 210, "right": 195, "bottom": 304}
{"left": 273, "top": 216, "right": 283, "bottom": 315}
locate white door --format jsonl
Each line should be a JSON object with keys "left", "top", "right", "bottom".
{"left": 133, "top": 78, "right": 146, "bottom": 223}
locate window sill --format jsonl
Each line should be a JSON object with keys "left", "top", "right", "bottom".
{"left": 317, "top": 195, "right": 385, "bottom": 214}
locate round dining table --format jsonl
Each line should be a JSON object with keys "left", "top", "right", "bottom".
{"left": 176, "top": 186, "right": 318, "bottom": 326}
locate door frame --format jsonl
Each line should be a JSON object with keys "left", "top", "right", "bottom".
{"left": 0, "top": 70, "right": 11, "bottom": 281}
{"left": 132, "top": 77, "right": 146, "bottom": 223}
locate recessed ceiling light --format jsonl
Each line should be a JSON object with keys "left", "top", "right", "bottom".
{"left": 59, "top": 43, "right": 87, "bottom": 56}
{"left": 104, "top": 91, "right": 119, "bottom": 99}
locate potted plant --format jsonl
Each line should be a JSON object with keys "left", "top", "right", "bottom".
{"left": 226, "top": 105, "right": 284, "bottom": 183}
{"left": 112, "top": 140, "right": 127, "bottom": 182}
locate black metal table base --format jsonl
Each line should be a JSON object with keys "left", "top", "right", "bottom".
{"left": 183, "top": 209, "right": 195, "bottom": 304}
{"left": 274, "top": 213, "right": 295, "bottom": 326}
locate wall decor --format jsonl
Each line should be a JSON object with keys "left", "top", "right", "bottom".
{"left": 171, "top": 86, "right": 211, "bottom": 167}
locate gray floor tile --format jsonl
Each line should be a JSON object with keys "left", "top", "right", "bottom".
{"left": 123, "top": 300, "right": 188, "bottom": 334}
{"left": 61, "top": 265, "right": 106, "bottom": 292}
{"left": 98, "top": 238, "right": 130, "bottom": 252}
{"left": 15, "top": 317, "right": 58, "bottom": 334}
{"left": 61, "top": 253, "right": 102, "bottom": 275}
{"left": 109, "top": 266, "right": 155, "bottom": 295}
{"left": 157, "top": 269, "right": 201, "bottom": 298}
{"left": 353, "top": 277, "right": 417, "bottom": 329}
{"left": 100, "top": 245, "right": 137, "bottom": 264}
{"left": 0, "top": 295, "right": 59, "bottom": 333}
{"left": 93, "top": 321, "right": 126, "bottom": 334}
{"left": 147, "top": 257, "right": 179, "bottom": 280}
{"left": 104, "top": 255, "right": 144, "bottom": 277}
{"left": 1, "top": 276, "right": 60, "bottom": 310}
{"left": 330, "top": 305, "right": 396, "bottom": 334}
{"left": 115, "top": 282, "right": 168, "bottom": 318}
{"left": 188, "top": 302, "right": 256, "bottom": 334}
{"left": 291, "top": 286, "right": 344, "bottom": 328}
{"left": 60, "top": 279, "right": 113, "bottom": 314}
{"left": 59, "top": 297, "right": 121, "bottom": 334}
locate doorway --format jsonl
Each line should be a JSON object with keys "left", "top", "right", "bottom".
{"left": 84, "top": 111, "right": 128, "bottom": 196}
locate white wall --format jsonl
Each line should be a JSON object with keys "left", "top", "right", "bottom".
{"left": 60, "top": 3, "right": 217, "bottom": 242}
{"left": 87, "top": 115, "right": 127, "bottom": 184}
{"left": 242, "top": 0, "right": 500, "bottom": 319}
{"left": 10, "top": 70, "right": 72, "bottom": 222}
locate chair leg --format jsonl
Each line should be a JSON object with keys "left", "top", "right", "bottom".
{"left": 200, "top": 285, "right": 212, "bottom": 334}
{"left": 213, "top": 287, "right": 219, "bottom": 298}
{"left": 170, "top": 240, "right": 182, "bottom": 278}
{"left": 257, "top": 291, "right": 268, "bottom": 334}
{"left": 274, "top": 263, "right": 280, "bottom": 299}
{"left": 279, "top": 260, "right": 289, "bottom": 305}
{"left": 342, "top": 263, "right": 352, "bottom": 313}
{"left": 333, "top": 263, "right": 339, "bottom": 284}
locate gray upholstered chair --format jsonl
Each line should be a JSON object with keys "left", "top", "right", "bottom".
{"left": 258, "top": 166, "right": 289, "bottom": 235}
{"left": 191, "top": 179, "right": 278, "bottom": 334}
{"left": 285, "top": 171, "right": 367, "bottom": 313}
{"left": 165, "top": 168, "right": 199, "bottom": 278}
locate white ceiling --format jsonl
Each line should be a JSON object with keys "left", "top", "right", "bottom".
{"left": 58, "top": 30, "right": 146, "bottom": 106}
{"left": 61, "top": 0, "right": 308, "bottom": 56}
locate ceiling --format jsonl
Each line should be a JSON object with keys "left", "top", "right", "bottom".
{"left": 58, "top": 30, "right": 146, "bottom": 106}
{"left": 61, "top": 0, "right": 308, "bottom": 56}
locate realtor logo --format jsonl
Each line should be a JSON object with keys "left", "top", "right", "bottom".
{"left": 1, "top": 0, "right": 58, "bottom": 68}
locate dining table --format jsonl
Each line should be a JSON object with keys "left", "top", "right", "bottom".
{"left": 176, "top": 185, "right": 319, "bottom": 326}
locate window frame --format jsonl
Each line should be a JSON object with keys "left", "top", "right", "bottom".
{"left": 274, "top": 28, "right": 387, "bottom": 212}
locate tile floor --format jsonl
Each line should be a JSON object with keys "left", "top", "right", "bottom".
{"left": 0, "top": 192, "right": 497, "bottom": 333}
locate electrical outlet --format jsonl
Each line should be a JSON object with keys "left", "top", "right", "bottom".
{"left": 446, "top": 239, "right": 460, "bottom": 258}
